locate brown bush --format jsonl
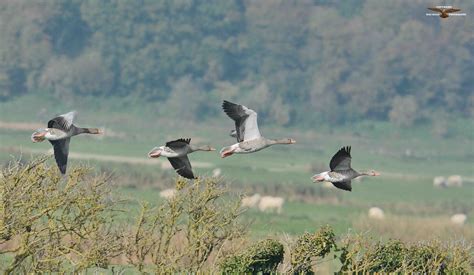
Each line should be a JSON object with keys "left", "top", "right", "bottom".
{"left": 122, "top": 177, "right": 246, "bottom": 273}
{"left": 0, "top": 157, "right": 122, "bottom": 273}
{"left": 1, "top": 158, "right": 471, "bottom": 273}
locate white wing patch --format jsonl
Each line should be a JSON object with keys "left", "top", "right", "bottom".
{"left": 242, "top": 106, "right": 261, "bottom": 141}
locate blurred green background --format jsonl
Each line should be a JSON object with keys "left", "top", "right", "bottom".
{"left": 0, "top": 0, "right": 473, "bottom": 241}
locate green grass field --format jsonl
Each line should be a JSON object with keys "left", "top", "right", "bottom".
{"left": 1, "top": 94, "right": 473, "bottom": 241}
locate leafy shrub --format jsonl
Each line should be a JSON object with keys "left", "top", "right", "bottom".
{"left": 404, "top": 241, "right": 471, "bottom": 274}
{"left": 338, "top": 233, "right": 472, "bottom": 273}
{"left": 124, "top": 177, "right": 245, "bottom": 273}
{"left": 220, "top": 239, "right": 284, "bottom": 274}
{"left": 290, "top": 225, "right": 336, "bottom": 274}
{"left": 366, "top": 240, "right": 406, "bottom": 273}
{"left": 0, "top": 157, "right": 121, "bottom": 273}
{"left": 1, "top": 158, "right": 471, "bottom": 273}
{"left": 0, "top": 158, "right": 246, "bottom": 273}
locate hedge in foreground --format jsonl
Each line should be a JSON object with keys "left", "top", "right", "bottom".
{"left": 0, "top": 158, "right": 472, "bottom": 273}
{"left": 123, "top": 177, "right": 245, "bottom": 273}
{"left": 0, "top": 157, "right": 121, "bottom": 273}
{"left": 290, "top": 225, "right": 336, "bottom": 274}
{"left": 339, "top": 233, "right": 472, "bottom": 273}
{"left": 220, "top": 239, "right": 284, "bottom": 274}
{"left": 0, "top": 157, "right": 245, "bottom": 273}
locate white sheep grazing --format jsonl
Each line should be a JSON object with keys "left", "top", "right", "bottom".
{"left": 258, "top": 196, "right": 284, "bottom": 214}
{"left": 212, "top": 168, "right": 222, "bottom": 178}
{"left": 450, "top": 214, "right": 467, "bottom": 226}
{"left": 241, "top": 193, "right": 261, "bottom": 208}
{"left": 159, "top": 188, "right": 177, "bottom": 200}
{"left": 446, "top": 175, "right": 463, "bottom": 187}
{"left": 433, "top": 176, "right": 446, "bottom": 188}
{"left": 368, "top": 207, "right": 385, "bottom": 220}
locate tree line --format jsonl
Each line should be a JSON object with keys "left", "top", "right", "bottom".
{"left": 0, "top": 0, "right": 472, "bottom": 127}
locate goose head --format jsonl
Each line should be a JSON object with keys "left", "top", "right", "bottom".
{"left": 361, "top": 170, "right": 380, "bottom": 177}
{"left": 148, "top": 146, "right": 164, "bottom": 158}
{"left": 200, "top": 145, "right": 216, "bottom": 151}
{"left": 31, "top": 128, "right": 50, "bottom": 143}
{"left": 366, "top": 170, "right": 380, "bottom": 176}
{"left": 32, "top": 128, "right": 69, "bottom": 142}
{"left": 220, "top": 148, "right": 232, "bottom": 158}
{"left": 312, "top": 172, "right": 329, "bottom": 182}
{"left": 312, "top": 175, "right": 325, "bottom": 182}
{"left": 220, "top": 145, "right": 237, "bottom": 158}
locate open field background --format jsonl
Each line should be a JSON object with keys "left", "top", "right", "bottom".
{"left": 1, "top": 94, "right": 473, "bottom": 243}
{"left": 0, "top": 1, "right": 473, "bottom": 272}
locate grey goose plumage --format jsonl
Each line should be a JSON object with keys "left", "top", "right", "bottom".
{"left": 312, "top": 146, "right": 380, "bottom": 191}
{"left": 220, "top": 100, "right": 295, "bottom": 158}
{"left": 31, "top": 111, "right": 102, "bottom": 174}
{"left": 148, "top": 138, "right": 215, "bottom": 179}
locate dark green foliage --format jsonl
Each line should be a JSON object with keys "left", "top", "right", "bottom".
{"left": 366, "top": 240, "right": 406, "bottom": 273}
{"left": 290, "top": 225, "right": 336, "bottom": 274}
{"left": 404, "top": 242, "right": 471, "bottom": 274}
{"left": 404, "top": 243, "right": 446, "bottom": 273}
{"left": 1, "top": 1, "right": 473, "bottom": 124}
{"left": 79, "top": 0, "right": 245, "bottom": 100}
{"left": 220, "top": 239, "right": 284, "bottom": 274}
{"left": 338, "top": 234, "right": 471, "bottom": 273}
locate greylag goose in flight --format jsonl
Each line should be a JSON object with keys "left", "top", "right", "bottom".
{"left": 427, "top": 7, "right": 461, "bottom": 18}
{"left": 220, "top": 100, "right": 295, "bottom": 158}
{"left": 148, "top": 138, "right": 215, "bottom": 179}
{"left": 312, "top": 146, "right": 380, "bottom": 191}
{"left": 31, "top": 111, "right": 102, "bottom": 174}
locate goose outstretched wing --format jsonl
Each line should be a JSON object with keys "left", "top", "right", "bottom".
{"left": 332, "top": 181, "right": 352, "bottom": 192}
{"left": 48, "top": 111, "right": 76, "bottom": 131}
{"left": 168, "top": 156, "right": 195, "bottom": 179}
{"left": 222, "top": 100, "right": 261, "bottom": 142}
{"left": 329, "top": 146, "right": 352, "bottom": 171}
{"left": 166, "top": 138, "right": 191, "bottom": 150}
{"left": 50, "top": 138, "right": 71, "bottom": 174}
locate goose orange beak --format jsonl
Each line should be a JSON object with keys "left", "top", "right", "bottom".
{"left": 221, "top": 150, "right": 234, "bottom": 158}
{"left": 31, "top": 131, "right": 46, "bottom": 143}
{"left": 148, "top": 148, "right": 161, "bottom": 158}
{"left": 312, "top": 175, "right": 325, "bottom": 182}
